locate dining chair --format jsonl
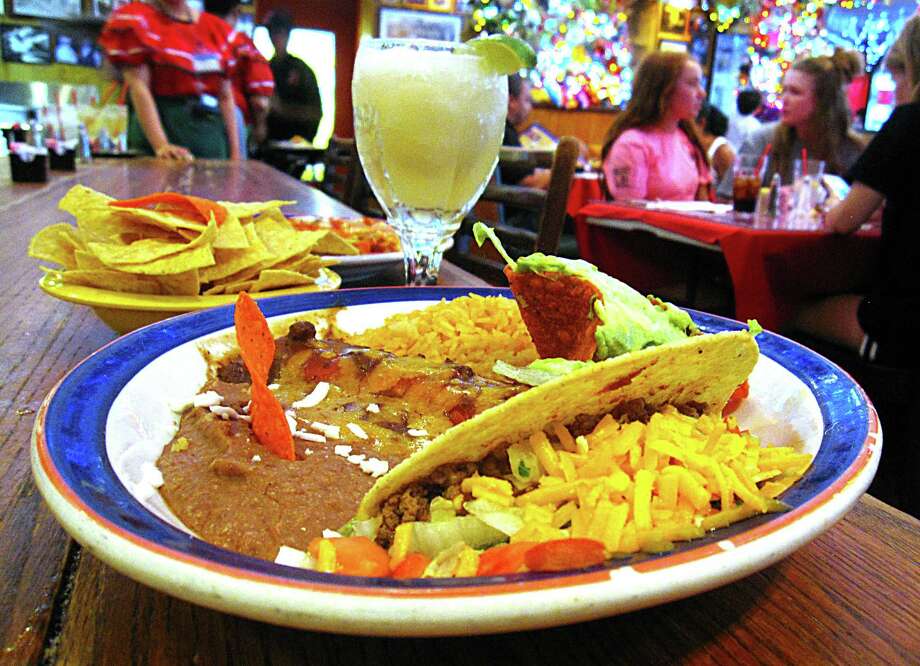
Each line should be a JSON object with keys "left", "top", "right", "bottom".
{"left": 318, "top": 136, "right": 359, "bottom": 201}
{"left": 447, "top": 135, "right": 581, "bottom": 284}
{"left": 316, "top": 137, "right": 382, "bottom": 217}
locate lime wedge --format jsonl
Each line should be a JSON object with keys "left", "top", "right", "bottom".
{"left": 460, "top": 34, "right": 537, "bottom": 74}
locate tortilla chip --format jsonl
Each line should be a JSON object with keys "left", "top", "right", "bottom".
{"left": 267, "top": 252, "right": 335, "bottom": 274}
{"left": 88, "top": 234, "right": 199, "bottom": 266}
{"left": 250, "top": 379, "right": 295, "bottom": 460}
{"left": 155, "top": 269, "right": 201, "bottom": 296}
{"left": 234, "top": 291, "right": 275, "bottom": 379}
{"left": 74, "top": 249, "right": 106, "bottom": 270}
{"left": 212, "top": 212, "right": 250, "bottom": 250}
{"left": 109, "top": 208, "right": 208, "bottom": 235}
{"left": 506, "top": 269, "right": 604, "bottom": 361}
{"left": 63, "top": 184, "right": 208, "bottom": 240}
{"left": 28, "top": 223, "right": 84, "bottom": 268}
{"left": 175, "top": 228, "right": 200, "bottom": 242}
{"left": 36, "top": 186, "right": 334, "bottom": 298}
{"left": 234, "top": 293, "right": 294, "bottom": 460}
{"left": 312, "top": 232, "right": 360, "bottom": 256}
{"left": 357, "top": 331, "right": 760, "bottom": 519}
{"left": 200, "top": 224, "right": 271, "bottom": 283}
{"left": 100, "top": 218, "right": 218, "bottom": 275}
{"left": 220, "top": 200, "right": 295, "bottom": 220}
{"left": 218, "top": 268, "right": 316, "bottom": 294}
{"left": 58, "top": 268, "right": 163, "bottom": 294}
{"left": 254, "top": 218, "right": 325, "bottom": 264}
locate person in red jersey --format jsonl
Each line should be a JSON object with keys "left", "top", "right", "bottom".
{"left": 204, "top": 0, "right": 274, "bottom": 155}
{"left": 99, "top": 0, "right": 240, "bottom": 160}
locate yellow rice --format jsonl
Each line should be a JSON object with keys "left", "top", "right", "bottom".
{"left": 340, "top": 294, "right": 538, "bottom": 380}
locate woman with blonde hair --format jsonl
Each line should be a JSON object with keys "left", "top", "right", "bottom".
{"left": 741, "top": 50, "right": 866, "bottom": 183}
{"left": 601, "top": 51, "right": 710, "bottom": 201}
{"left": 792, "top": 15, "right": 920, "bottom": 367}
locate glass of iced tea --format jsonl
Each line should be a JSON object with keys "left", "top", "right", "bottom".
{"left": 732, "top": 155, "right": 762, "bottom": 213}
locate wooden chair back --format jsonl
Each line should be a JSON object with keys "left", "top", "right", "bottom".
{"left": 318, "top": 136, "right": 358, "bottom": 201}
{"left": 448, "top": 135, "right": 581, "bottom": 284}
{"left": 317, "top": 137, "right": 382, "bottom": 217}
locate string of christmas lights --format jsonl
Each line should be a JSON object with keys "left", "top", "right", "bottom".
{"left": 470, "top": 0, "right": 634, "bottom": 109}
{"left": 465, "top": 0, "right": 916, "bottom": 111}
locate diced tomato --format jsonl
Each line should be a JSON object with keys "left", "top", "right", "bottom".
{"left": 302, "top": 352, "right": 340, "bottom": 381}
{"left": 722, "top": 380, "right": 750, "bottom": 417}
{"left": 328, "top": 537, "right": 391, "bottom": 577}
{"left": 522, "top": 538, "right": 605, "bottom": 573}
{"left": 476, "top": 541, "right": 537, "bottom": 576}
{"left": 390, "top": 552, "right": 431, "bottom": 579}
{"left": 446, "top": 399, "right": 477, "bottom": 425}
{"left": 353, "top": 240, "right": 373, "bottom": 254}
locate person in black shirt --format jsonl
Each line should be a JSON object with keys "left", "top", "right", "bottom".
{"left": 793, "top": 16, "right": 920, "bottom": 367}
{"left": 264, "top": 10, "right": 322, "bottom": 142}
{"left": 501, "top": 74, "right": 550, "bottom": 189}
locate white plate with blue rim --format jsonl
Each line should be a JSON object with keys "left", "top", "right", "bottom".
{"left": 31, "top": 287, "right": 879, "bottom": 636}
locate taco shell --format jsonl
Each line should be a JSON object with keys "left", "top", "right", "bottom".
{"left": 357, "top": 330, "right": 759, "bottom": 520}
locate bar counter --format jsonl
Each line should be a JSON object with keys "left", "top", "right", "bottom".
{"left": 1, "top": 159, "right": 917, "bottom": 664}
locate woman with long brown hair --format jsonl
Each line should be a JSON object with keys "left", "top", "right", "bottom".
{"left": 741, "top": 50, "right": 866, "bottom": 183}
{"left": 792, "top": 16, "right": 920, "bottom": 367}
{"left": 601, "top": 51, "right": 710, "bottom": 201}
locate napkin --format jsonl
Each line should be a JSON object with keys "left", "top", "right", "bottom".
{"left": 644, "top": 201, "right": 734, "bottom": 215}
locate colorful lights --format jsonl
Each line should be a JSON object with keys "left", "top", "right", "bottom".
{"left": 469, "top": 0, "right": 633, "bottom": 110}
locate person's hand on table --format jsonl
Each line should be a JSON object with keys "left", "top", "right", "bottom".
{"left": 154, "top": 144, "right": 194, "bottom": 161}
{"left": 520, "top": 168, "right": 551, "bottom": 190}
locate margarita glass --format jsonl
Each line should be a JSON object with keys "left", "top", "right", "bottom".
{"left": 352, "top": 38, "right": 509, "bottom": 285}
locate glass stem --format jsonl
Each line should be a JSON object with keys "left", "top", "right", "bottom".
{"left": 400, "top": 234, "right": 445, "bottom": 286}
{"left": 390, "top": 208, "right": 459, "bottom": 286}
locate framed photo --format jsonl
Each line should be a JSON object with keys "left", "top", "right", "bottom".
{"left": 378, "top": 7, "right": 463, "bottom": 42}
{"left": 10, "top": 0, "right": 81, "bottom": 19}
{"left": 1, "top": 24, "right": 52, "bottom": 64}
{"left": 658, "top": 2, "right": 691, "bottom": 41}
{"left": 658, "top": 39, "right": 689, "bottom": 53}
{"left": 53, "top": 32, "right": 103, "bottom": 67}
{"left": 92, "top": 0, "right": 126, "bottom": 18}
{"left": 427, "top": 0, "right": 456, "bottom": 11}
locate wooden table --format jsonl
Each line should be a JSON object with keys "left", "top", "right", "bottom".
{"left": 2, "top": 159, "right": 918, "bottom": 664}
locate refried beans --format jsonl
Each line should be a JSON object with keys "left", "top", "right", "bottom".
{"left": 157, "top": 320, "right": 524, "bottom": 560}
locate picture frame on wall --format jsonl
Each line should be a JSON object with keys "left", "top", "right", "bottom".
{"left": 10, "top": 0, "right": 81, "bottom": 20}
{"left": 658, "top": 2, "right": 691, "bottom": 41}
{"left": 378, "top": 7, "right": 463, "bottom": 42}
{"left": 1, "top": 24, "right": 52, "bottom": 64}
{"left": 53, "top": 32, "right": 103, "bottom": 67}
{"left": 658, "top": 39, "right": 689, "bottom": 53}
{"left": 427, "top": 0, "right": 456, "bottom": 11}
{"left": 92, "top": 0, "right": 119, "bottom": 18}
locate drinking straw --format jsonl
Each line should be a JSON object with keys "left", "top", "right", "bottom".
{"left": 801, "top": 148, "right": 808, "bottom": 176}
{"left": 99, "top": 80, "right": 119, "bottom": 107}
{"left": 755, "top": 143, "right": 772, "bottom": 176}
{"left": 55, "top": 89, "right": 64, "bottom": 140}
{"left": 117, "top": 84, "right": 128, "bottom": 106}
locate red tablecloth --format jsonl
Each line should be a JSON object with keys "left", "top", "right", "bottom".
{"left": 575, "top": 202, "right": 881, "bottom": 331}
{"left": 566, "top": 174, "right": 604, "bottom": 218}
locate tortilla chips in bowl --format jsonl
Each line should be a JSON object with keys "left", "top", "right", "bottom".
{"left": 29, "top": 185, "right": 344, "bottom": 334}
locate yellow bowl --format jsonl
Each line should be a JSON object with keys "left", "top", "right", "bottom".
{"left": 38, "top": 268, "right": 342, "bottom": 335}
